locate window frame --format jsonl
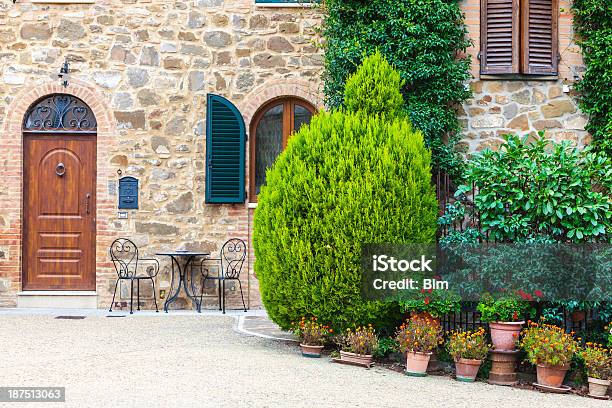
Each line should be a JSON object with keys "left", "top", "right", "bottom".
{"left": 248, "top": 96, "right": 316, "bottom": 202}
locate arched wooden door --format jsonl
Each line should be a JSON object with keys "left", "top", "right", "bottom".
{"left": 22, "top": 94, "right": 97, "bottom": 290}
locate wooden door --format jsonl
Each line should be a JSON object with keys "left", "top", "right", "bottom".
{"left": 23, "top": 134, "right": 96, "bottom": 290}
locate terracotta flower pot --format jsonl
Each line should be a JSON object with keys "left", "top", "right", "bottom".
{"left": 340, "top": 350, "right": 373, "bottom": 366}
{"left": 300, "top": 344, "right": 324, "bottom": 358}
{"left": 455, "top": 358, "right": 483, "bottom": 382}
{"left": 489, "top": 321, "right": 524, "bottom": 351}
{"left": 536, "top": 363, "right": 570, "bottom": 389}
{"left": 405, "top": 351, "right": 432, "bottom": 377}
{"left": 587, "top": 377, "right": 610, "bottom": 397}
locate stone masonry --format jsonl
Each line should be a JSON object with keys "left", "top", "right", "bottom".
{"left": 0, "top": 0, "right": 323, "bottom": 309}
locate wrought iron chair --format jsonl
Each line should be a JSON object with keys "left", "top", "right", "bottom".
{"left": 109, "top": 238, "right": 159, "bottom": 314}
{"left": 199, "top": 238, "right": 247, "bottom": 314}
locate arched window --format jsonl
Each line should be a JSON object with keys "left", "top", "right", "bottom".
{"left": 249, "top": 97, "right": 315, "bottom": 201}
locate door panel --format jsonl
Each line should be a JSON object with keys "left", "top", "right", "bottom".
{"left": 23, "top": 134, "right": 96, "bottom": 290}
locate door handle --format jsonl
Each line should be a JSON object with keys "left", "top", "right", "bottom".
{"left": 85, "top": 193, "right": 91, "bottom": 215}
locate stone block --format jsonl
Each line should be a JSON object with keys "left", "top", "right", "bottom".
{"left": 541, "top": 100, "right": 576, "bottom": 118}
{"left": 20, "top": 23, "right": 52, "bottom": 40}
{"left": 114, "top": 111, "right": 146, "bottom": 130}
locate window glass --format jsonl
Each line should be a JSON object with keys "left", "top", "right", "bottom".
{"left": 293, "top": 104, "right": 313, "bottom": 133}
{"left": 254, "top": 104, "right": 283, "bottom": 195}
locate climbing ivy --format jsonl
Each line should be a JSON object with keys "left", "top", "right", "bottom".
{"left": 572, "top": 0, "right": 612, "bottom": 157}
{"left": 322, "top": 0, "right": 472, "bottom": 179}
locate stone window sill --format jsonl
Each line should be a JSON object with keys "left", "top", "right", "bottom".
{"left": 247, "top": 202, "right": 258, "bottom": 209}
{"left": 479, "top": 74, "right": 559, "bottom": 81}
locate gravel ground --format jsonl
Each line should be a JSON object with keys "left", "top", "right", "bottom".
{"left": 0, "top": 314, "right": 608, "bottom": 408}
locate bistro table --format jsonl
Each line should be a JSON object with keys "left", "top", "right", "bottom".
{"left": 156, "top": 250, "right": 210, "bottom": 313}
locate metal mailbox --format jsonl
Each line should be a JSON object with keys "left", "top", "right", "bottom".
{"left": 118, "top": 176, "right": 139, "bottom": 209}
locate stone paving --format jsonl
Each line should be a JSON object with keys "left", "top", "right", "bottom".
{"left": 0, "top": 309, "right": 608, "bottom": 407}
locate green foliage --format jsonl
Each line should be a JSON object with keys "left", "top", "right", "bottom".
{"left": 254, "top": 109, "right": 438, "bottom": 331}
{"left": 373, "top": 337, "right": 399, "bottom": 358}
{"left": 399, "top": 289, "right": 461, "bottom": 318}
{"left": 455, "top": 134, "right": 611, "bottom": 243}
{"left": 323, "top": 0, "right": 471, "bottom": 178}
{"left": 477, "top": 293, "right": 535, "bottom": 323}
{"left": 343, "top": 51, "right": 405, "bottom": 118}
{"left": 254, "top": 84, "right": 439, "bottom": 332}
{"left": 572, "top": 0, "right": 612, "bottom": 156}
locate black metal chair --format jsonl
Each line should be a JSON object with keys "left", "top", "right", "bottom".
{"left": 199, "top": 238, "right": 247, "bottom": 314}
{"left": 109, "top": 238, "right": 159, "bottom": 314}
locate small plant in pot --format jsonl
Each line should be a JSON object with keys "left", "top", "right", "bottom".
{"left": 579, "top": 342, "right": 612, "bottom": 397}
{"left": 339, "top": 325, "right": 378, "bottom": 366}
{"left": 520, "top": 320, "right": 578, "bottom": 389}
{"left": 291, "top": 317, "right": 332, "bottom": 358}
{"left": 477, "top": 293, "right": 534, "bottom": 351}
{"left": 447, "top": 327, "right": 491, "bottom": 382}
{"left": 395, "top": 317, "right": 443, "bottom": 377}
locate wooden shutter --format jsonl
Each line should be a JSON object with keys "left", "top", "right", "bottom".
{"left": 481, "top": 0, "right": 520, "bottom": 74}
{"left": 521, "top": 0, "right": 558, "bottom": 75}
{"left": 205, "top": 94, "right": 246, "bottom": 204}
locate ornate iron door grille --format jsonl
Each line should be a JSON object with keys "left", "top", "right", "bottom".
{"left": 22, "top": 94, "right": 97, "bottom": 134}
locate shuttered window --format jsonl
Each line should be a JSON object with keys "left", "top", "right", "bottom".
{"left": 205, "top": 94, "right": 246, "bottom": 204}
{"left": 481, "top": 0, "right": 558, "bottom": 75}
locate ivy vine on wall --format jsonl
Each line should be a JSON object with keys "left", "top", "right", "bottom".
{"left": 572, "top": 0, "right": 612, "bottom": 157}
{"left": 321, "top": 0, "right": 472, "bottom": 179}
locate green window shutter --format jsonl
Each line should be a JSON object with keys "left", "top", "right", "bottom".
{"left": 205, "top": 94, "right": 246, "bottom": 204}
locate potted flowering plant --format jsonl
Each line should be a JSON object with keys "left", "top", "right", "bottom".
{"left": 519, "top": 320, "right": 578, "bottom": 389}
{"left": 339, "top": 325, "right": 378, "bottom": 366}
{"left": 291, "top": 317, "right": 332, "bottom": 358}
{"left": 446, "top": 327, "right": 491, "bottom": 382}
{"left": 477, "top": 293, "right": 534, "bottom": 351}
{"left": 395, "top": 317, "right": 443, "bottom": 376}
{"left": 579, "top": 342, "right": 612, "bottom": 397}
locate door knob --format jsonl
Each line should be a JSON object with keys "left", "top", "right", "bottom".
{"left": 56, "top": 162, "right": 66, "bottom": 177}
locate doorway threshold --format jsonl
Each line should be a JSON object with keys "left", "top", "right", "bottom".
{"left": 16, "top": 291, "right": 97, "bottom": 309}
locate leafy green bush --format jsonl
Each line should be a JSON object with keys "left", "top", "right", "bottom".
{"left": 453, "top": 134, "right": 611, "bottom": 243}
{"left": 323, "top": 0, "right": 471, "bottom": 178}
{"left": 573, "top": 0, "right": 612, "bottom": 157}
{"left": 476, "top": 293, "right": 535, "bottom": 323}
{"left": 254, "top": 55, "right": 438, "bottom": 331}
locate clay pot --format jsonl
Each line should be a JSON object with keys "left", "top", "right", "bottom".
{"left": 455, "top": 358, "right": 483, "bottom": 382}
{"left": 488, "top": 350, "right": 519, "bottom": 386}
{"left": 405, "top": 351, "right": 433, "bottom": 377}
{"left": 300, "top": 344, "right": 324, "bottom": 358}
{"left": 340, "top": 350, "right": 373, "bottom": 366}
{"left": 489, "top": 321, "right": 524, "bottom": 351}
{"left": 536, "top": 363, "right": 570, "bottom": 389}
{"left": 587, "top": 377, "right": 610, "bottom": 397}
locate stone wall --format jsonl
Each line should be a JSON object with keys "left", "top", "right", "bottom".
{"left": 460, "top": 0, "right": 587, "bottom": 151}
{"left": 0, "top": 0, "right": 323, "bottom": 309}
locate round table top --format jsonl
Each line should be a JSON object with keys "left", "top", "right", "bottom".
{"left": 156, "top": 251, "right": 210, "bottom": 257}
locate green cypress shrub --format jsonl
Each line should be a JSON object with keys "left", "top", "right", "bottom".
{"left": 343, "top": 50, "right": 405, "bottom": 118}
{"left": 254, "top": 55, "right": 438, "bottom": 331}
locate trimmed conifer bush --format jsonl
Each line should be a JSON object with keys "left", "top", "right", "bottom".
{"left": 253, "top": 55, "right": 438, "bottom": 331}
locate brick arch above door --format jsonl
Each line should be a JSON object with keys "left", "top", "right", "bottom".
{"left": 0, "top": 79, "right": 117, "bottom": 305}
